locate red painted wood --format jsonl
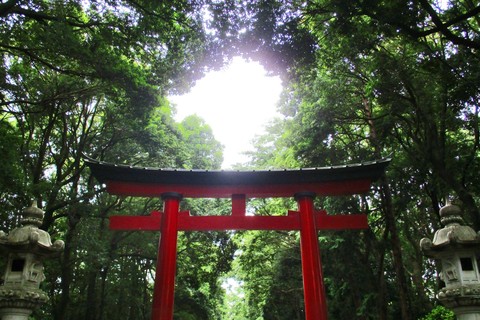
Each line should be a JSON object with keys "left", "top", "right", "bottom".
{"left": 151, "top": 195, "right": 181, "bottom": 320}
{"left": 105, "top": 179, "right": 372, "bottom": 198}
{"left": 297, "top": 194, "right": 328, "bottom": 320}
{"left": 110, "top": 211, "right": 162, "bottom": 230}
{"left": 108, "top": 194, "right": 369, "bottom": 320}
{"left": 87, "top": 157, "right": 389, "bottom": 320}
{"left": 232, "top": 194, "right": 246, "bottom": 216}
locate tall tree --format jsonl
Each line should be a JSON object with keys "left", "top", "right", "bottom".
{"left": 239, "top": 0, "right": 479, "bottom": 318}
{"left": 179, "top": 114, "right": 224, "bottom": 169}
{"left": 0, "top": 1, "right": 231, "bottom": 319}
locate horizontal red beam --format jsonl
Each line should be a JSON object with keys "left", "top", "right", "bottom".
{"left": 109, "top": 211, "right": 368, "bottom": 232}
{"left": 109, "top": 211, "right": 162, "bottom": 231}
{"left": 105, "top": 180, "right": 373, "bottom": 198}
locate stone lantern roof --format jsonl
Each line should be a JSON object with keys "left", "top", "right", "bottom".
{"left": 420, "top": 203, "right": 480, "bottom": 316}
{"left": 0, "top": 202, "right": 64, "bottom": 256}
{"left": 420, "top": 203, "right": 480, "bottom": 256}
{"left": 0, "top": 202, "right": 64, "bottom": 318}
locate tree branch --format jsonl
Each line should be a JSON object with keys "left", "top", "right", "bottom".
{"left": 410, "top": 0, "right": 479, "bottom": 49}
{"left": 0, "top": 0, "right": 17, "bottom": 17}
{"left": 3, "top": 4, "right": 105, "bottom": 28}
{"left": 0, "top": 44, "right": 94, "bottom": 77}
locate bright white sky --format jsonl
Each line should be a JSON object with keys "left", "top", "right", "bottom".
{"left": 169, "top": 57, "right": 283, "bottom": 169}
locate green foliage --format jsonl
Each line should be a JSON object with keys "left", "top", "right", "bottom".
{"left": 229, "top": 198, "right": 301, "bottom": 319}
{"left": 0, "top": 2, "right": 229, "bottom": 318}
{"left": 420, "top": 306, "right": 455, "bottom": 320}
{"left": 232, "top": 0, "right": 480, "bottom": 319}
{"left": 1, "top": 0, "right": 479, "bottom": 319}
{"left": 173, "top": 199, "right": 237, "bottom": 319}
{"left": 262, "top": 245, "right": 304, "bottom": 320}
{"left": 179, "top": 115, "right": 224, "bottom": 169}
{"left": 0, "top": 120, "right": 24, "bottom": 229}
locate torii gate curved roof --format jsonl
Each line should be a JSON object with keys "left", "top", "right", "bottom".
{"left": 86, "top": 158, "right": 390, "bottom": 198}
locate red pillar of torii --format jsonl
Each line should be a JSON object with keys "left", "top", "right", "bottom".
{"left": 86, "top": 158, "right": 390, "bottom": 320}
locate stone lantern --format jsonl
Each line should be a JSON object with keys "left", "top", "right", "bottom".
{"left": 0, "top": 202, "right": 64, "bottom": 320}
{"left": 420, "top": 203, "right": 480, "bottom": 320}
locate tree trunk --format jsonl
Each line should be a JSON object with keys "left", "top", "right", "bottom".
{"left": 85, "top": 270, "right": 98, "bottom": 320}
{"left": 55, "top": 227, "right": 74, "bottom": 320}
{"left": 380, "top": 175, "right": 411, "bottom": 320}
{"left": 98, "top": 266, "right": 109, "bottom": 320}
{"left": 363, "top": 95, "right": 411, "bottom": 319}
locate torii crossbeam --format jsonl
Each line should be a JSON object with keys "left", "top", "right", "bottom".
{"left": 86, "top": 158, "right": 390, "bottom": 320}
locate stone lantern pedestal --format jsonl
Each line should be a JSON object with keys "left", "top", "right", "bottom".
{"left": 0, "top": 202, "right": 64, "bottom": 320}
{"left": 420, "top": 203, "right": 480, "bottom": 320}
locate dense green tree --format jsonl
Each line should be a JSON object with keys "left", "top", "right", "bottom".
{"left": 234, "top": 0, "right": 479, "bottom": 319}
{"left": 174, "top": 198, "right": 237, "bottom": 319}
{"left": 0, "top": 1, "right": 232, "bottom": 319}
{"left": 179, "top": 115, "right": 224, "bottom": 169}
{"left": 0, "top": 0, "right": 479, "bottom": 319}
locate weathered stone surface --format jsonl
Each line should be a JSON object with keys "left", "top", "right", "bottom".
{"left": 0, "top": 202, "right": 64, "bottom": 257}
{"left": 421, "top": 203, "right": 480, "bottom": 257}
{"left": 0, "top": 202, "right": 64, "bottom": 319}
{"left": 420, "top": 203, "right": 480, "bottom": 319}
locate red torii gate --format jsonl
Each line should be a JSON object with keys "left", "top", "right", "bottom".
{"left": 86, "top": 158, "right": 390, "bottom": 320}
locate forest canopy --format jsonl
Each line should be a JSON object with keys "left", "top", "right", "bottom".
{"left": 0, "top": 0, "right": 479, "bottom": 319}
